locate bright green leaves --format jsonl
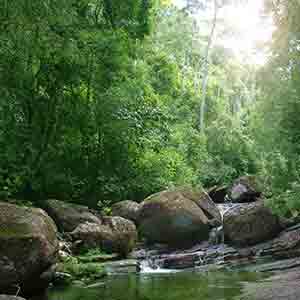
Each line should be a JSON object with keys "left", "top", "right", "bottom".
{"left": 102, "top": 0, "right": 154, "bottom": 38}
{"left": 0, "top": 0, "right": 157, "bottom": 203}
{"left": 245, "top": 0, "right": 300, "bottom": 216}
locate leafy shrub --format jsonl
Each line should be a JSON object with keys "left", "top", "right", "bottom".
{"left": 58, "top": 253, "right": 106, "bottom": 283}
{"left": 267, "top": 182, "right": 300, "bottom": 217}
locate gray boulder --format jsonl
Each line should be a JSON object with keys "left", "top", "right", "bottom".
{"left": 223, "top": 201, "right": 281, "bottom": 246}
{"left": 139, "top": 187, "right": 221, "bottom": 246}
{"left": 111, "top": 200, "right": 140, "bottom": 224}
{"left": 70, "top": 217, "right": 138, "bottom": 257}
{"left": 43, "top": 199, "right": 101, "bottom": 232}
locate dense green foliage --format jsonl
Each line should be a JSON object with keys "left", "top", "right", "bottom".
{"left": 249, "top": 0, "right": 300, "bottom": 216}
{"left": 0, "top": 0, "right": 299, "bottom": 216}
{"left": 0, "top": 0, "right": 169, "bottom": 205}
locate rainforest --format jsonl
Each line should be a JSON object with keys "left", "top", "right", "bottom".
{"left": 0, "top": 1, "right": 300, "bottom": 300}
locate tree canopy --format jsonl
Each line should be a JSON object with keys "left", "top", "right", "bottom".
{"left": 0, "top": 0, "right": 299, "bottom": 217}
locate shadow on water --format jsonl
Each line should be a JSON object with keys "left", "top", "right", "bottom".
{"left": 45, "top": 269, "right": 268, "bottom": 300}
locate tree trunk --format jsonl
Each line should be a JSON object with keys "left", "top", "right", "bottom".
{"left": 198, "top": 0, "right": 218, "bottom": 133}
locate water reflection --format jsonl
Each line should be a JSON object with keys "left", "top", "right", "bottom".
{"left": 47, "top": 269, "right": 267, "bottom": 300}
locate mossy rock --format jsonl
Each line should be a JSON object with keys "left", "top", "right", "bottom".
{"left": 223, "top": 201, "right": 281, "bottom": 246}
{"left": 70, "top": 217, "right": 138, "bottom": 257}
{"left": 0, "top": 202, "right": 59, "bottom": 294}
{"left": 111, "top": 200, "right": 140, "bottom": 224}
{"left": 43, "top": 199, "right": 102, "bottom": 232}
{"left": 138, "top": 186, "right": 220, "bottom": 246}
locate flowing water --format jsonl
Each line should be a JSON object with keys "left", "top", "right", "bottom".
{"left": 45, "top": 203, "right": 270, "bottom": 300}
{"left": 208, "top": 203, "right": 239, "bottom": 246}
{"left": 46, "top": 269, "right": 269, "bottom": 300}
{"left": 138, "top": 259, "right": 179, "bottom": 274}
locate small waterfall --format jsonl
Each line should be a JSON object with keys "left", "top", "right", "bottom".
{"left": 209, "top": 203, "right": 239, "bottom": 246}
{"left": 209, "top": 225, "right": 224, "bottom": 245}
{"left": 138, "top": 253, "right": 179, "bottom": 274}
{"left": 138, "top": 259, "right": 179, "bottom": 274}
{"left": 217, "top": 203, "right": 239, "bottom": 219}
{"left": 136, "top": 205, "right": 236, "bottom": 270}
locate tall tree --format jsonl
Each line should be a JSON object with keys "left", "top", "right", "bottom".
{"left": 198, "top": 0, "right": 218, "bottom": 132}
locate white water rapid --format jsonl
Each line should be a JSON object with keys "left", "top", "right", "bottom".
{"left": 138, "top": 259, "right": 179, "bottom": 274}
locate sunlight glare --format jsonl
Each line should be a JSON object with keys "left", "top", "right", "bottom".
{"left": 219, "top": 0, "right": 274, "bottom": 65}
{"left": 172, "top": 0, "right": 275, "bottom": 65}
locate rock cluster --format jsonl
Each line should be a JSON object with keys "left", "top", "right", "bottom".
{"left": 1, "top": 174, "right": 299, "bottom": 298}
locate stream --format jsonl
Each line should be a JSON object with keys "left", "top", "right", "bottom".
{"left": 46, "top": 269, "right": 268, "bottom": 300}
{"left": 43, "top": 202, "right": 300, "bottom": 300}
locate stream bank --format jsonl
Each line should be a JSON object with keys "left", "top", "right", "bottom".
{"left": 1, "top": 175, "right": 300, "bottom": 299}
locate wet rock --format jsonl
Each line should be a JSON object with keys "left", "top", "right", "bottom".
{"left": 52, "top": 272, "right": 73, "bottom": 286}
{"left": 39, "top": 263, "right": 72, "bottom": 286}
{"left": 251, "top": 226, "right": 300, "bottom": 257}
{"left": 133, "top": 222, "right": 300, "bottom": 273}
{"left": 130, "top": 243, "right": 170, "bottom": 260}
{"left": 278, "top": 216, "right": 296, "bottom": 230}
{"left": 103, "top": 259, "right": 138, "bottom": 275}
{"left": 0, "top": 202, "right": 59, "bottom": 294}
{"left": 70, "top": 217, "right": 137, "bottom": 256}
{"left": 228, "top": 176, "right": 262, "bottom": 203}
{"left": 43, "top": 199, "right": 102, "bottom": 232}
{"left": 223, "top": 201, "right": 281, "bottom": 246}
{"left": 207, "top": 185, "right": 228, "bottom": 203}
{"left": 241, "top": 267, "right": 300, "bottom": 300}
{"left": 139, "top": 187, "right": 221, "bottom": 246}
{"left": 111, "top": 200, "right": 140, "bottom": 224}
{"left": 247, "top": 257, "right": 300, "bottom": 273}
{"left": 158, "top": 253, "right": 200, "bottom": 269}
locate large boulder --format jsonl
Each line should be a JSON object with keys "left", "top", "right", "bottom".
{"left": 223, "top": 201, "right": 281, "bottom": 246}
{"left": 0, "top": 202, "right": 59, "bottom": 294}
{"left": 138, "top": 187, "right": 221, "bottom": 246}
{"left": 70, "top": 217, "right": 137, "bottom": 257}
{"left": 43, "top": 199, "right": 101, "bottom": 232}
{"left": 111, "top": 200, "right": 140, "bottom": 224}
{"left": 228, "top": 176, "right": 262, "bottom": 203}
